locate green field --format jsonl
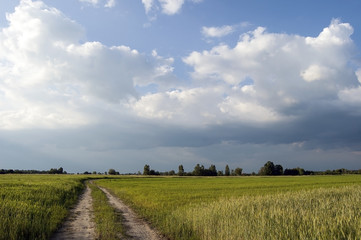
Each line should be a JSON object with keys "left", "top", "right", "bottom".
{"left": 0, "top": 174, "right": 87, "bottom": 240}
{"left": 95, "top": 175, "right": 361, "bottom": 240}
{"left": 1, "top": 174, "right": 361, "bottom": 240}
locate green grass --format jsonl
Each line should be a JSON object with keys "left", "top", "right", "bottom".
{"left": 0, "top": 174, "right": 88, "bottom": 240}
{"left": 95, "top": 175, "right": 361, "bottom": 240}
{"left": 89, "top": 181, "right": 125, "bottom": 240}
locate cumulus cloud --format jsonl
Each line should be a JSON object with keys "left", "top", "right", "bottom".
{"left": 0, "top": 0, "right": 172, "bottom": 129}
{"left": 183, "top": 20, "right": 359, "bottom": 116}
{"left": 128, "top": 19, "right": 361, "bottom": 153}
{"left": 1, "top": 1, "right": 361, "bottom": 173}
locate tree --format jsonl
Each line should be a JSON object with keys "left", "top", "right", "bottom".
{"left": 284, "top": 167, "right": 304, "bottom": 176}
{"left": 273, "top": 165, "right": 283, "bottom": 175}
{"left": 234, "top": 167, "right": 243, "bottom": 176}
{"left": 259, "top": 161, "right": 284, "bottom": 176}
{"left": 178, "top": 165, "right": 185, "bottom": 176}
{"left": 143, "top": 164, "right": 150, "bottom": 175}
{"left": 193, "top": 164, "right": 202, "bottom": 176}
{"left": 209, "top": 165, "right": 217, "bottom": 176}
{"left": 259, "top": 161, "right": 275, "bottom": 175}
{"left": 108, "top": 169, "right": 116, "bottom": 175}
{"left": 225, "top": 165, "right": 230, "bottom": 176}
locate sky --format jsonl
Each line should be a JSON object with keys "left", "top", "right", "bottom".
{"left": 1, "top": 0, "right": 361, "bottom": 173}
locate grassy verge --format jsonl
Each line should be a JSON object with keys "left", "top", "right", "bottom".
{"left": 95, "top": 175, "right": 361, "bottom": 240}
{"left": 89, "top": 182, "right": 125, "bottom": 240}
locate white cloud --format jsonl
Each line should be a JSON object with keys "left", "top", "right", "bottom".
{"left": 184, "top": 21, "right": 358, "bottom": 112}
{"left": 142, "top": 0, "right": 154, "bottom": 13}
{"left": 78, "top": 0, "right": 116, "bottom": 8}
{"left": 300, "top": 64, "right": 335, "bottom": 82}
{"left": 0, "top": 0, "right": 173, "bottom": 129}
{"left": 159, "top": 0, "right": 184, "bottom": 15}
{"left": 142, "top": 0, "right": 201, "bottom": 16}
{"left": 129, "top": 87, "right": 225, "bottom": 125}
{"left": 128, "top": 20, "right": 360, "bottom": 127}
{"left": 79, "top": 0, "right": 99, "bottom": 6}
{"left": 104, "top": 0, "right": 116, "bottom": 8}
{"left": 202, "top": 25, "right": 235, "bottom": 38}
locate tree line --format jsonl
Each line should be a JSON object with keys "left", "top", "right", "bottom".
{"left": 142, "top": 164, "right": 243, "bottom": 176}
{"left": 2, "top": 162, "right": 361, "bottom": 176}
{"left": 142, "top": 161, "right": 361, "bottom": 176}
{"left": 0, "top": 167, "right": 66, "bottom": 174}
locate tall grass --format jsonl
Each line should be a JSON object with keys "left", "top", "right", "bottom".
{"left": 96, "top": 175, "right": 361, "bottom": 240}
{"left": 167, "top": 186, "right": 361, "bottom": 240}
{"left": 0, "top": 175, "right": 86, "bottom": 240}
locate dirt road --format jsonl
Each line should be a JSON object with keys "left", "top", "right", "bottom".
{"left": 99, "top": 186, "right": 166, "bottom": 240}
{"left": 51, "top": 185, "right": 96, "bottom": 240}
{"left": 51, "top": 183, "right": 165, "bottom": 240}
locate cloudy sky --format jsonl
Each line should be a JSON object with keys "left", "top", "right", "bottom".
{"left": 1, "top": 0, "right": 361, "bottom": 173}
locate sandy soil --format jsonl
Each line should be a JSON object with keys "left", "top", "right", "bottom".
{"left": 51, "top": 185, "right": 96, "bottom": 240}
{"left": 99, "top": 186, "right": 166, "bottom": 240}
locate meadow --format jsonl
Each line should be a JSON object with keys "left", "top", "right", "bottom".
{"left": 95, "top": 175, "right": 361, "bottom": 240}
{"left": 1, "top": 174, "right": 361, "bottom": 240}
{"left": 0, "top": 174, "right": 87, "bottom": 240}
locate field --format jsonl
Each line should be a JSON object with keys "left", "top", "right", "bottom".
{"left": 95, "top": 175, "right": 361, "bottom": 240}
{"left": 0, "top": 174, "right": 87, "bottom": 240}
{"left": 1, "top": 174, "right": 361, "bottom": 240}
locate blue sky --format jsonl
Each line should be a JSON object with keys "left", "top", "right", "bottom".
{"left": 0, "top": 0, "right": 361, "bottom": 173}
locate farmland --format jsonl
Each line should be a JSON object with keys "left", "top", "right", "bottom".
{"left": 1, "top": 174, "right": 361, "bottom": 239}
{"left": 95, "top": 175, "right": 361, "bottom": 240}
{"left": 0, "top": 175, "right": 87, "bottom": 240}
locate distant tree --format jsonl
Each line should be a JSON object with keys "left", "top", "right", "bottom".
{"left": 284, "top": 168, "right": 298, "bottom": 175}
{"left": 169, "top": 170, "right": 176, "bottom": 176}
{"left": 193, "top": 164, "right": 203, "bottom": 176}
{"left": 273, "top": 165, "right": 283, "bottom": 175}
{"left": 92, "top": 171, "right": 97, "bottom": 175}
{"left": 225, "top": 165, "right": 230, "bottom": 176}
{"left": 149, "top": 169, "right": 160, "bottom": 175}
{"left": 49, "top": 167, "right": 64, "bottom": 174}
{"left": 178, "top": 165, "right": 185, "bottom": 176}
{"left": 234, "top": 168, "right": 243, "bottom": 176}
{"left": 259, "top": 161, "right": 284, "bottom": 176}
{"left": 143, "top": 164, "right": 150, "bottom": 175}
{"left": 259, "top": 161, "right": 275, "bottom": 175}
{"left": 217, "top": 170, "right": 224, "bottom": 176}
{"left": 209, "top": 165, "right": 217, "bottom": 176}
{"left": 108, "top": 169, "right": 116, "bottom": 175}
{"left": 284, "top": 167, "right": 305, "bottom": 175}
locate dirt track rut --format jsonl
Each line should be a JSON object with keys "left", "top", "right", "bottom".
{"left": 51, "top": 183, "right": 165, "bottom": 240}
{"left": 51, "top": 185, "right": 96, "bottom": 240}
{"left": 99, "top": 186, "right": 165, "bottom": 240}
